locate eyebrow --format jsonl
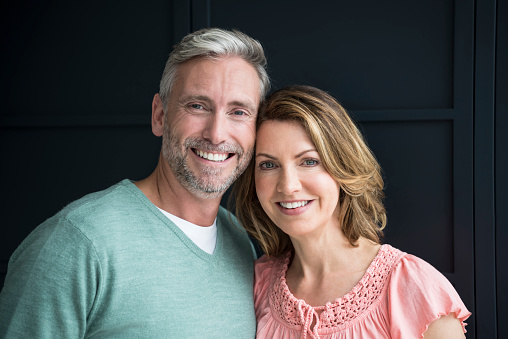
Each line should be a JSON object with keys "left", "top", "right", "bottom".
{"left": 180, "top": 95, "right": 257, "bottom": 112}
{"left": 180, "top": 95, "right": 212, "bottom": 104}
{"left": 255, "top": 149, "right": 317, "bottom": 160}
{"left": 230, "top": 100, "right": 257, "bottom": 113}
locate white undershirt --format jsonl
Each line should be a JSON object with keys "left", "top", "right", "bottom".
{"left": 157, "top": 208, "right": 217, "bottom": 254}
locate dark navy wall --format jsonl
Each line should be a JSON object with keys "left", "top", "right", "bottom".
{"left": 1, "top": 1, "right": 504, "bottom": 337}
{"left": 495, "top": 0, "right": 508, "bottom": 338}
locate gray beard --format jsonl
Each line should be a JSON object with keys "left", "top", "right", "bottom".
{"left": 162, "top": 123, "right": 253, "bottom": 199}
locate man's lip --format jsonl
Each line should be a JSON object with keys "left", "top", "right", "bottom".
{"left": 192, "top": 148, "right": 234, "bottom": 162}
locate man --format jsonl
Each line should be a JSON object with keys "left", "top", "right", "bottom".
{"left": 0, "top": 28, "right": 270, "bottom": 338}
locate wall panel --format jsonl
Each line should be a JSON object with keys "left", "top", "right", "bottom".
{"left": 0, "top": 0, "right": 171, "bottom": 119}
{"left": 0, "top": 0, "right": 173, "bottom": 286}
{"left": 361, "top": 121, "right": 454, "bottom": 273}
{"left": 210, "top": 0, "right": 454, "bottom": 110}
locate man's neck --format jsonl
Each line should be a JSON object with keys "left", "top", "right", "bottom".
{"left": 135, "top": 159, "right": 222, "bottom": 227}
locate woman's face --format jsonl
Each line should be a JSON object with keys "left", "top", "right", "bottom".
{"left": 254, "top": 120, "right": 341, "bottom": 239}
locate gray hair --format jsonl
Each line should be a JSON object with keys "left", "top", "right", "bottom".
{"left": 159, "top": 28, "right": 270, "bottom": 110}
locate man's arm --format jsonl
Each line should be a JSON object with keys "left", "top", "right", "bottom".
{"left": 0, "top": 218, "right": 100, "bottom": 338}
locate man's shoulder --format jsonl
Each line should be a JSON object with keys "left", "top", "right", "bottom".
{"left": 40, "top": 179, "right": 145, "bottom": 238}
{"left": 18, "top": 180, "right": 152, "bottom": 254}
{"left": 62, "top": 179, "right": 135, "bottom": 215}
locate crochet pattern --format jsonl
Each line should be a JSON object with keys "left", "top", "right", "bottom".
{"left": 269, "top": 245, "right": 404, "bottom": 333}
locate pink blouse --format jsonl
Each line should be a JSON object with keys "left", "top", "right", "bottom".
{"left": 254, "top": 244, "right": 470, "bottom": 339}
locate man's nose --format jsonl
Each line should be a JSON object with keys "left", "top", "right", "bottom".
{"left": 202, "top": 112, "right": 227, "bottom": 145}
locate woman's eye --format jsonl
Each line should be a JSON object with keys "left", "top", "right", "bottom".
{"left": 259, "top": 161, "right": 276, "bottom": 170}
{"left": 303, "top": 159, "right": 319, "bottom": 166}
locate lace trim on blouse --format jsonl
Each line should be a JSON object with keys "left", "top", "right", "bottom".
{"left": 268, "top": 244, "right": 404, "bottom": 334}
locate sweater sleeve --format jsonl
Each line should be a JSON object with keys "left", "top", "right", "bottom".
{"left": 387, "top": 254, "right": 471, "bottom": 339}
{"left": 0, "top": 217, "right": 101, "bottom": 339}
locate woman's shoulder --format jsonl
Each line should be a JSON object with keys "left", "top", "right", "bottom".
{"left": 253, "top": 253, "right": 291, "bottom": 319}
{"left": 254, "top": 253, "right": 288, "bottom": 284}
{"left": 386, "top": 245, "right": 464, "bottom": 307}
{"left": 388, "top": 247, "right": 454, "bottom": 289}
{"left": 384, "top": 245, "right": 471, "bottom": 337}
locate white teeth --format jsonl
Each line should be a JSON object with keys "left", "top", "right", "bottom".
{"left": 196, "top": 150, "right": 228, "bottom": 162}
{"left": 279, "top": 201, "right": 309, "bottom": 209}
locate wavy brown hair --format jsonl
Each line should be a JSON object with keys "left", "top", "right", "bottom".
{"left": 233, "top": 85, "right": 386, "bottom": 257}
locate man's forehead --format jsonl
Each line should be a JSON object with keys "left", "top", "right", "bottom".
{"left": 177, "top": 57, "right": 258, "bottom": 83}
{"left": 174, "top": 57, "right": 261, "bottom": 108}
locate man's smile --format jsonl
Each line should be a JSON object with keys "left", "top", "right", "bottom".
{"left": 192, "top": 148, "right": 234, "bottom": 162}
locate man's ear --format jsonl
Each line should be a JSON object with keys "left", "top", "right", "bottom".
{"left": 152, "top": 93, "right": 165, "bottom": 137}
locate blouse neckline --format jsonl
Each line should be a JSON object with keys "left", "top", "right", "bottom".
{"left": 268, "top": 244, "right": 404, "bottom": 333}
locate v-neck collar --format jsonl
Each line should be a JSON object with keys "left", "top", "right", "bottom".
{"left": 122, "top": 179, "right": 225, "bottom": 264}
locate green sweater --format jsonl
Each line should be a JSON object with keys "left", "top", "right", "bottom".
{"left": 0, "top": 180, "right": 256, "bottom": 338}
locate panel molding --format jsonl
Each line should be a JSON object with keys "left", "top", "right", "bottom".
{"left": 191, "top": 0, "right": 211, "bottom": 30}
{"left": 451, "top": 0, "right": 476, "bottom": 337}
{"left": 473, "top": 0, "right": 498, "bottom": 337}
{"left": 495, "top": 0, "right": 508, "bottom": 337}
{"left": 173, "top": 0, "right": 192, "bottom": 42}
{"left": 0, "top": 109, "right": 457, "bottom": 128}
{"left": 351, "top": 109, "right": 455, "bottom": 122}
{"left": 0, "top": 115, "right": 150, "bottom": 128}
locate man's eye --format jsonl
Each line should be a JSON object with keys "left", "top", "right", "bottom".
{"left": 190, "top": 104, "right": 204, "bottom": 110}
{"left": 233, "top": 110, "right": 247, "bottom": 116}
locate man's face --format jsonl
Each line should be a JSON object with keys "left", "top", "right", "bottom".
{"left": 162, "top": 56, "right": 260, "bottom": 199}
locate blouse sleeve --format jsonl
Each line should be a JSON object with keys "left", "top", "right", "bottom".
{"left": 253, "top": 255, "right": 276, "bottom": 321}
{"left": 386, "top": 254, "right": 471, "bottom": 339}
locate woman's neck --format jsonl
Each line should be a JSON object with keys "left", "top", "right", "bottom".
{"left": 286, "top": 233, "right": 381, "bottom": 307}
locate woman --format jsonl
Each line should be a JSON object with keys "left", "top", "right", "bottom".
{"left": 234, "top": 85, "right": 470, "bottom": 338}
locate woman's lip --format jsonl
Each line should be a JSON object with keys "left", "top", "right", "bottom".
{"left": 278, "top": 200, "right": 310, "bottom": 209}
{"left": 275, "top": 200, "right": 313, "bottom": 215}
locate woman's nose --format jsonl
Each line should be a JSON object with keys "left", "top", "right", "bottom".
{"left": 276, "top": 168, "right": 302, "bottom": 194}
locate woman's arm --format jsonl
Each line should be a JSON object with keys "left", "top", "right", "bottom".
{"left": 423, "top": 314, "right": 465, "bottom": 339}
